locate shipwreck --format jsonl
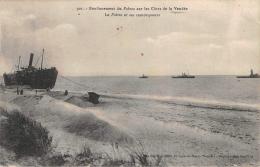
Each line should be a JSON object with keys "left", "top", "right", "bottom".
{"left": 3, "top": 49, "right": 58, "bottom": 89}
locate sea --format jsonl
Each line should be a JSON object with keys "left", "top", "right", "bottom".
{"left": 54, "top": 75, "right": 260, "bottom": 108}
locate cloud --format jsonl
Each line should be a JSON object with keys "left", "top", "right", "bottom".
{"left": 146, "top": 32, "right": 219, "bottom": 46}
{"left": 209, "top": 44, "right": 223, "bottom": 49}
{"left": 0, "top": 7, "right": 81, "bottom": 74}
{"left": 0, "top": 0, "right": 259, "bottom": 75}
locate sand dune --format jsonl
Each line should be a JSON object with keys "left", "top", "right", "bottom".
{"left": 0, "top": 92, "right": 133, "bottom": 158}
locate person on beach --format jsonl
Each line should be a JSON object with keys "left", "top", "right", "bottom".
{"left": 20, "top": 89, "right": 23, "bottom": 95}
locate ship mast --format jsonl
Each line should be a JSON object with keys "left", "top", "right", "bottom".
{"left": 41, "top": 48, "right": 44, "bottom": 70}
{"left": 17, "top": 56, "right": 21, "bottom": 70}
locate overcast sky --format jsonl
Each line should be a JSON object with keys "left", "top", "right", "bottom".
{"left": 0, "top": 0, "right": 259, "bottom": 76}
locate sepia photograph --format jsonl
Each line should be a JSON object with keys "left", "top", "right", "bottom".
{"left": 0, "top": 0, "right": 259, "bottom": 166}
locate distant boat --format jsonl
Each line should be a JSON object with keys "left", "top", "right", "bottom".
{"left": 237, "top": 69, "right": 260, "bottom": 78}
{"left": 172, "top": 72, "right": 195, "bottom": 78}
{"left": 139, "top": 74, "right": 148, "bottom": 78}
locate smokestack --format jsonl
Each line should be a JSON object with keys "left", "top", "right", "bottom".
{"left": 29, "top": 53, "right": 34, "bottom": 67}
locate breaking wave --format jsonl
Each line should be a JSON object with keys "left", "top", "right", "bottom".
{"left": 101, "top": 93, "right": 260, "bottom": 112}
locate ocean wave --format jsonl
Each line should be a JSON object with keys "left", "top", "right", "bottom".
{"left": 101, "top": 93, "right": 260, "bottom": 112}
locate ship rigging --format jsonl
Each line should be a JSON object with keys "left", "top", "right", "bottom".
{"left": 3, "top": 49, "right": 58, "bottom": 89}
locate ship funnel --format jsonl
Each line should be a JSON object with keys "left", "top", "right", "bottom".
{"left": 29, "top": 53, "right": 34, "bottom": 67}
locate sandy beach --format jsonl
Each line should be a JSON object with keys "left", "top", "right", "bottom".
{"left": 0, "top": 86, "right": 259, "bottom": 166}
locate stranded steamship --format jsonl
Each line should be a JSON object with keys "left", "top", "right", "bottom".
{"left": 3, "top": 49, "right": 58, "bottom": 89}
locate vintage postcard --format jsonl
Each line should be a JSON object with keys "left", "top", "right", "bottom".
{"left": 0, "top": 0, "right": 259, "bottom": 166}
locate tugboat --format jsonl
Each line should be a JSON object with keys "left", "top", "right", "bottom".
{"left": 172, "top": 72, "right": 195, "bottom": 78}
{"left": 139, "top": 74, "right": 148, "bottom": 78}
{"left": 236, "top": 69, "right": 260, "bottom": 78}
{"left": 3, "top": 49, "right": 58, "bottom": 89}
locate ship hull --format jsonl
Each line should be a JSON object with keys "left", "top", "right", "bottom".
{"left": 3, "top": 73, "right": 17, "bottom": 85}
{"left": 236, "top": 76, "right": 260, "bottom": 78}
{"left": 172, "top": 76, "right": 195, "bottom": 78}
{"left": 3, "top": 68, "right": 58, "bottom": 89}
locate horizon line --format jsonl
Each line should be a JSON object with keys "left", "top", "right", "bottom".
{"left": 58, "top": 74, "right": 245, "bottom": 77}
